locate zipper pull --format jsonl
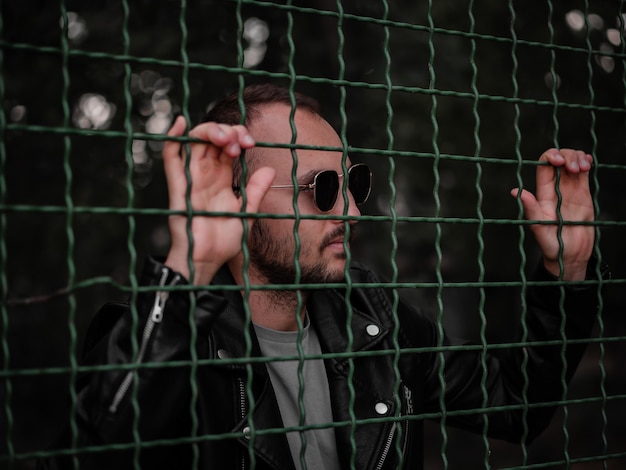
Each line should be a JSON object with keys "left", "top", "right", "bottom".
{"left": 151, "top": 292, "right": 166, "bottom": 322}
{"left": 150, "top": 268, "right": 169, "bottom": 323}
{"left": 150, "top": 271, "right": 181, "bottom": 323}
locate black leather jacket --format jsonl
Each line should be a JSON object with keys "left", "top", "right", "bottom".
{"left": 41, "top": 257, "right": 605, "bottom": 470}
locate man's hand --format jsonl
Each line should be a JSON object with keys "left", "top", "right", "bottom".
{"left": 511, "top": 148, "right": 594, "bottom": 281}
{"left": 163, "top": 116, "right": 275, "bottom": 285}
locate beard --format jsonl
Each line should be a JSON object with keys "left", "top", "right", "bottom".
{"left": 247, "top": 219, "right": 353, "bottom": 285}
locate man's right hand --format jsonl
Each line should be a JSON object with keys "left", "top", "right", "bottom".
{"left": 162, "top": 116, "right": 275, "bottom": 285}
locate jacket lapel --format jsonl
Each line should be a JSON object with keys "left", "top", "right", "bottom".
{"left": 208, "top": 267, "right": 296, "bottom": 470}
{"left": 309, "top": 282, "right": 400, "bottom": 470}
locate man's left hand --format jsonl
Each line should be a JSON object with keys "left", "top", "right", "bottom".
{"left": 511, "top": 148, "right": 594, "bottom": 281}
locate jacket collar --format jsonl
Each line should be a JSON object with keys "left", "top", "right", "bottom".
{"left": 210, "top": 265, "right": 390, "bottom": 361}
{"left": 209, "top": 266, "right": 264, "bottom": 364}
{"left": 208, "top": 265, "right": 395, "bottom": 470}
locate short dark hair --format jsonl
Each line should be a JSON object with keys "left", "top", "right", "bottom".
{"left": 203, "top": 83, "right": 321, "bottom": 126}
{"left": 202, "top": 83, "right": 322, "bottom": 189}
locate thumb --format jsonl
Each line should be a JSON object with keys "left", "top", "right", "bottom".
{"left": 239, "top": 167, "right": 276, "bottom": 214}
{"left": 163, "top": 115, "right": 187, "bottom": 162}
{"left": 510, "top": 188, "right": 542, "bottom": 222}
{"left": 163, "top": 116, "right": 188, "bottom": 205}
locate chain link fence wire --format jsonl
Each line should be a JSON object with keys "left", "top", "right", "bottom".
{"left": 2, "top": 0, "right": 626, "bottom": 469}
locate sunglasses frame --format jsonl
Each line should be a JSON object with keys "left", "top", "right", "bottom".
{"left": 268, "top": 163, "right": 372, "bottom": 212}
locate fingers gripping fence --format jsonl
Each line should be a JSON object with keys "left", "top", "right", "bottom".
{"left": 1, "top": 1, "right": 626, "bottom": 470}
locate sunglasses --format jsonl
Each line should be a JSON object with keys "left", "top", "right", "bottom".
{"left": 268, "top": 163, "right": 372, "bottom": 212}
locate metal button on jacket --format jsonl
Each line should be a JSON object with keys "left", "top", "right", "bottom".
{"left": 366, "top": 324, "right": 381, "bottom": 337}
{"left": 217, "top": 349, "right": 231, "bottom": 359}
{"left": 375, "top": 402, "right": 389, "bottom": 415}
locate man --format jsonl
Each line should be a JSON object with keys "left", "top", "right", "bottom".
{"left": 43, "top": 84, "right": 607, "bottom": 469}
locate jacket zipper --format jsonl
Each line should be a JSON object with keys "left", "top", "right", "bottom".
{"left": 108, "top": 268, "right": 179, "bottom": 413}
{"left": 375, "top": 417, "right": 410, "bottom": 470}
{"left": 376, "top": 385, "right": 411, "bottom": 470}
{"left": 375, "top": 420, "right": 397, "bottom": 470}
{"left": 399, "top": 415, "right": 409, "bottom": 467}
{"left": 238, "top": 377, "right": 248, "bottom": 470}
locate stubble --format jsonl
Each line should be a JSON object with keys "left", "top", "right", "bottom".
{"left": 247, "top": 220, "right": 354, "bottom": 285}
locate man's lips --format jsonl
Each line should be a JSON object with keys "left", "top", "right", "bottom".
{"left": 320, "top": 226, "right": 355, "bottom": 253}
{"left": 323, "top": 232, "right": 353, "bottom": 249}
{"left": 326, "top": 238, "right": 348, "bottom": 248}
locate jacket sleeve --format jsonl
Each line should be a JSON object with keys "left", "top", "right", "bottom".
{"left": 39, "top": 257, "right": 228, "bottom": 469}
{"left": 418, "top": 257, "right": 609, "bottom": 443}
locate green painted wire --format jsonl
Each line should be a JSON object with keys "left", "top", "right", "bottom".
{"left": 282, "top": 4, "right": 310, "bottom": 467}
{"left": 1, "top": 201, "right": 622, "bottom": 226}
{"left": 380, "top": 0, "right": 405, "bottom": 467}
{"left": 331, "top": 2, "right": 359, "bottom": 468}
{"left": 597, "top": 3, "right": 626, "bottom": 468}
{"left": 426, "top": 2, "right": 448, "bottom": 468}
{"left": 1, "top": 4, "right": 623, "bottom": 468}
{"left": 0, "top": 0, "right": 14, "bottom": 466}
{"left": 1, "top": 202, "right": 621, "bottom": 230}
{"left": 584, "top": 2, "right": 608, "bottom": 468}
{"left": 234, "top": 3, "right": 258, "bottom": 467}
{"left": 6, "top": 2, "right": 625, "bottom": 63}
{"left": 2, "top": 50, "right": 624, "bottom": 118}
{"left": 0, "top": 335, "right": 624, "bottom": 381}
{"left": 3, "top": 402, "right": 626, "bottom": 461}
{"left": 7, "top": 265, "right": 615, "bottom": 324}
{"left": 467, "top": 0, "right": 491, "bottom": 466}
{"left": 119, "top": 1, "right": 142, "bottom": 468}
{"left": 507, "top": 0, "right": 531, "bottom": 464}
{"left": 4, "top": 122, "right": 626, "bottom": 167}
{"left": 59, "top": 5, "right": 79, "bottom": 469}
{"left": 10, "top": 434, "right": 626, "bottom": 469}
{"left": 3, "top": 11, "right": 626, "bottom": 117}
{"left": 177, "top": 1, "right": 201, "bottom": 468}
{"left": 546, "top": 1, "right": 570, "bottom": 467}
{"left": 500, "top": 451, "right": 626, "bottom": 470}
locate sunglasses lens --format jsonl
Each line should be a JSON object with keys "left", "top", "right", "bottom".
{"left": 314, "top": 170, "right": 339, "bottom": 212}
{"left": 348, "top": 164, "right": 372, "bottom": 205}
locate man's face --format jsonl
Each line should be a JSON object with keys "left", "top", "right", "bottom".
{"left": 246, "top": 103, "right": 362, "bottom": 285}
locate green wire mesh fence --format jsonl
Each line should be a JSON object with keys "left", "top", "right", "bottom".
{"left": 2, "top": 0, "right": 626, "bottom": 469}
